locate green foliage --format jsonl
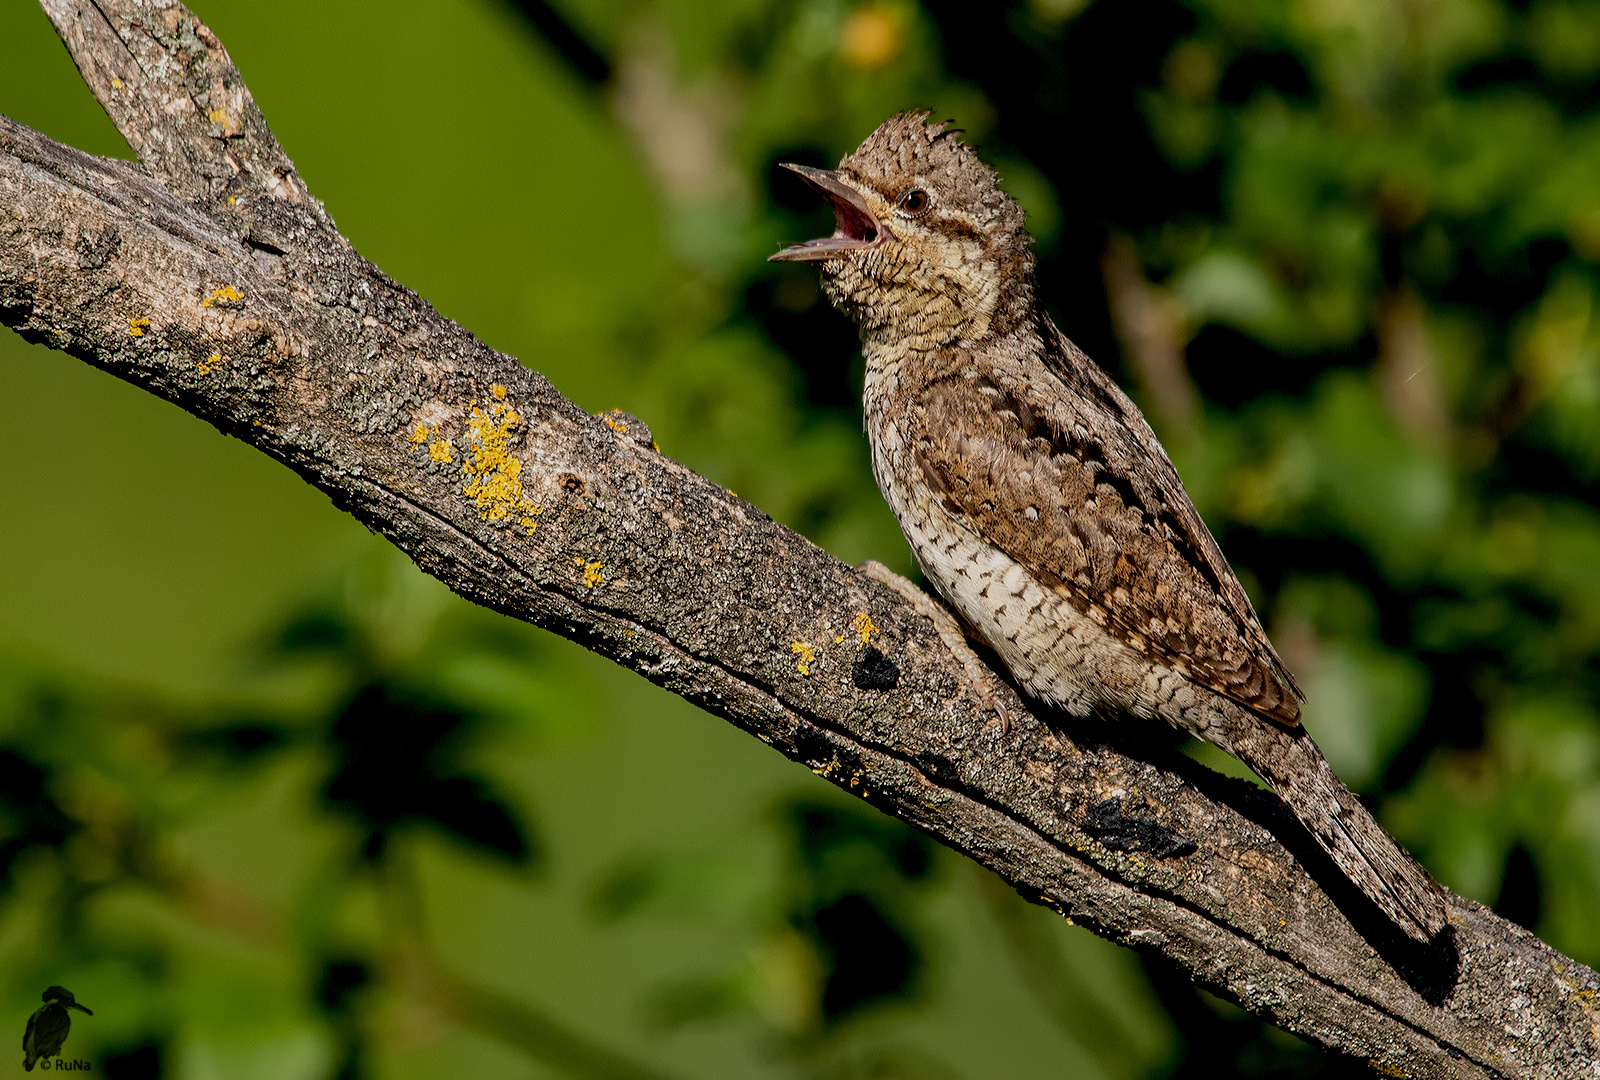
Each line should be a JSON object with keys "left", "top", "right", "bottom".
{"left": 595, "top": 797, "right": 937, "bottom": 1041}
{"left": 0, "top": 551, "right": 573, "bottom": 1077}
{"left": 1137, "top": 0, "right": 1600, "bottom": 954}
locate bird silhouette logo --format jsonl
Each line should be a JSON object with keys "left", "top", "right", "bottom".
{"left": 22, "top": 986, "right": 91, "bottom": 1072}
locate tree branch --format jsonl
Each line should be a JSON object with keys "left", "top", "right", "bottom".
{"left": 3, "top": 3, "right": 1596, "bottom": 1075}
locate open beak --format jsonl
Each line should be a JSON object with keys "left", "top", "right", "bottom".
{"left": 769, "top": 164, "right": 891, "bottom": 262}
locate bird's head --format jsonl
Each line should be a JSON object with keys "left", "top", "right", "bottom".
{"left": 40, "top": 987, "right": 91, "bottom": 1015}
{"left": 770, "top": 112, "right": 1034, "bottom": 347}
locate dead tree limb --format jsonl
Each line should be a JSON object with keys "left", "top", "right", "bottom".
{"left": 3, "top": 3, "right": 1597, "bottom": 1076}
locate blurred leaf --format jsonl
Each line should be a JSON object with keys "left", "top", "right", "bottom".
{"left": 323, "top": 686, "right": 534, "bottom": 866}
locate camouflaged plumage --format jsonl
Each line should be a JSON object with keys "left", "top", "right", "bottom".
{"left": 776, "top": 111, "right": 1446, "bottom": 942}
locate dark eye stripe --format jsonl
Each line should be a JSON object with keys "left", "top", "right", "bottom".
{"left": 938, "top": 217, "right": 983, "bottom": 242}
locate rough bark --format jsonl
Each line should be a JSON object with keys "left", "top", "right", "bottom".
{"left": 2, "top": 3, "right": 1597, "bottom": 1076}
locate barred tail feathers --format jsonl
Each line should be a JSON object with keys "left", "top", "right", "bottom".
{"left": 1207, "top": 710, "right": 1446, "bottom": 942}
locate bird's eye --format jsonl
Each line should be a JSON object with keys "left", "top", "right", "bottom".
{"left": 899, "top": 189, "right": 930, "bottom": 214}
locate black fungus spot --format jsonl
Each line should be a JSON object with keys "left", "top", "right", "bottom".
{"left": 242, "top": 236, "right": 287, "bottom": 257}
{"left": 852, "top": 645, "right": 900, "bottom": 690}
{"left": 1084, "top": 797, "right": 1197, "bottom": 858}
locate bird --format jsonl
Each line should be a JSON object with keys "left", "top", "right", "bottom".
{"left": 22, "top": 986, "right": 91, "bottom": 1071}
{"left": 770, "top": 111, "right": 1447, "bottom": 943}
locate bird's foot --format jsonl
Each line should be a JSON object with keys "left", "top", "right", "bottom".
{"left": 859, "top": 560, "right": 1012, "bottom": 736}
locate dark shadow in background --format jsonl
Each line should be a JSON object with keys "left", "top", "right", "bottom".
{"left": 754, "top": 148, "right": 867, "bottom": 414}
{"left": 316, "top": 956, "right": 373, "bottom": 1080}
{"left": 101, "top": 1040, "right": 163, "bottom": 1080}
{"left": 782, "top": 799, "right": 935, "bottom": 1025}
{"left": 499, "top": 0, "right": 610, "bottom": 84}
{"left": 323, "top": 685, "right": 534, "bottom": 866}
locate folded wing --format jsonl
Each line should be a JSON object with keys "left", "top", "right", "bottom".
{"left": 908, "top": 323, "right": 1302, "bottom": 726}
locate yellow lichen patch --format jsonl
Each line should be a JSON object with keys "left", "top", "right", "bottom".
{"left": 460, "top": 402, "right": 540, "bottom": 533}
{"left": 202, "top": 285, "right": 243, "bottom": 308}
{"left": 834, "top": 634, "right": 845, "bottom": 645}
{"left": 581, "top": 560, "right": 604, "bottom": 588}
{"left": 128, "top": 317, "right": 150, "bottom": 337}
{"left": 409, "top": 422, "right": 455, "bottom": 463}
{"left": 603, "top": 412, "right": 628, "bottom": 433}
{"left": 492, "top": 384, "right": 507, "bottom": 401}
{"left": 209, "top": 108, "right": 226, "bottom": 124}
{"left": 851, "top": 612, "right": 877, "bottom": 647}
{"left": 791, "top": 641, "right": 817, "bottom": 676}
{"left": 111, "top": 78, "right": 123, "bottom": 89}
{"left": 1372, "top": 1064, "right": 1406, "bottom": 1080}
{"left": 197, "top": 353, "right": 222, "bottom": 376}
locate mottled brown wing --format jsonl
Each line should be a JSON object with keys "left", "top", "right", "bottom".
{"left": 909, "top": 335, "right": 1303, "bottom": 726}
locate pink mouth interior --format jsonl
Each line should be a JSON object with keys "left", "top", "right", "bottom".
{"left": 777, "top": 201, "right": 882, "bottom": 258}
{"left": 769, "top": 171, "right": 890, "bottom": 261}
{"left": 833, "top": 200, "right": 878, "bottom": 244}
